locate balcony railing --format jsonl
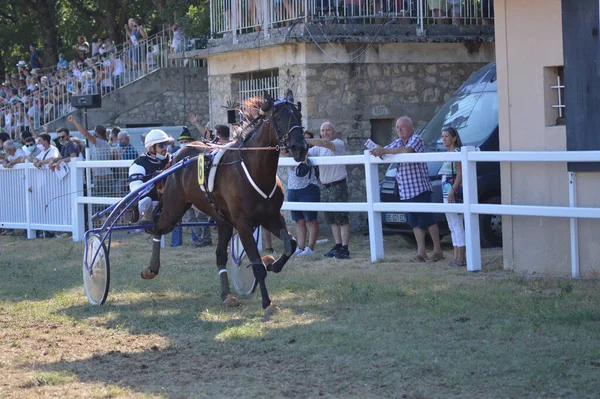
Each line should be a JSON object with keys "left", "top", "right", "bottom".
{"left": 210, "top": 0, "right": 494, "bottom": 37}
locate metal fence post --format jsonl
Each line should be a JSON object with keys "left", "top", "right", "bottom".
{"left": 569, "top": 171, "right": 580, "bottom": 277}
{"left": 462, "top": 146, "right": 482, "bottom": 271}
{"left": 364, "top": 150, "right": 384, "bottom": 261}
{"left": 232, "top": 0, "right": 238, "bottom": 43}
{"left": 25, "top": 167, "right": 35, "bottom": 239}
{"left": 263, "top": 0, "right": 270, "bottom": 37}
{"left": 71, "top": 161, "right": 86, "bottom": 242}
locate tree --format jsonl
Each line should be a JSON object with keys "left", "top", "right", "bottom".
{"left": 20, "top": 0, "right": 60, "bottom": 67}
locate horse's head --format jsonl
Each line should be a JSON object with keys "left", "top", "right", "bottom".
{"left": 261, "top": 91, "right": 307, "bottom": 162}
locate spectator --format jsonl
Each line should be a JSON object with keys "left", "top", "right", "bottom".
{"left": 33, "top": 133, "right": 59, "bottom": 169}
{"left": 428, "top": 0, "right": 461, "bottom": 25}
{"left": 8, "top": 88, "right": 20, "bottom": 104}
{"left": 57, "top": 53, "right": 69, "bottom": 69}
{"left": 97, "top": 53, "right": 114, "bottom": 95}
{"left": 67, "top": 115, "right": 121, "bottom": 207}
{"left": 29, "top": 44, "right": 43, "bottom": 70}
{"left": 129, "top": 129, "right": 172, "bottom": 224}
{"left": 109, "top": 126, "right": 120, "bottom": 147}
{"left": 187, "top": 112, "right": 209, "bottom": 140}
{"left": 19, "top": 130, "right": 32, "bottom": 147}
{"left": 0, "top": 140, "right": 25, "bottom": 168}
{"left": 306, "top": 122, "right": 351, "bottom": 259}
{"left": 49, "top": 127, "right": 80, "bottom": 171}
{"left": 111, "top": 50, "right": 124, "bottom": 88}
{"left": 125, "top": 18, "right": 148, "bottom": 70}
{"left": 116, "top": 130, "right": 139, "bottom": 160}
{"left": 16, "top": 60, "right": 28, "bottom": 76}
{"left": 440, "top": 126, "right": 465, "bottom": 267}
{"left": 284, "top": 130, "right": 320, "bottom": 256}
{"left": 91, "top": 34, "right": 100, "bottom": 57}
{"left": 171, "top": 12, "right": 186, "bottom": 54}
{"left": 344, "top": 0, "right": 361, "bottom": 23}
{"left": 370, "top": 116, "right": 444, "bottom": 263}
{"left": 212, "top": 125, "right": 232, "bottom": 144}
{"left": 22, "top": 135, "right": 41, "bottom": 162}
{"left": 72, "top": 36, "right": 90, "bottom": 59}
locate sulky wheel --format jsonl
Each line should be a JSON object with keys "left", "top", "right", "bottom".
{"left": 228, "top": 232, "right": 257, "bottom": 296}
{"left": 83, "top": 234, "right": 110, "bottom": 305}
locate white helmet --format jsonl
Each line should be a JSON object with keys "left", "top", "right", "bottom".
{"left": 144, "top": 129, "right": 171, "bottom": 150}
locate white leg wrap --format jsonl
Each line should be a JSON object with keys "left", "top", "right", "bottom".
{"left": 219, "top": 269, "right": 228, "bottom": 275}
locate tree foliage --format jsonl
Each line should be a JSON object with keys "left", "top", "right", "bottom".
{"left": 0, "top": 0, "right": 211, "bottom": 78}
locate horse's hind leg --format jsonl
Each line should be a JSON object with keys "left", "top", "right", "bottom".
{"left": 215, "top": 222, "right": 237, "bottom": 306}
{"left": 236, "top": 223, "right": 272, "bottom": 310}
{"left": 263, "top": 213, "right": 297, "bottom": 274}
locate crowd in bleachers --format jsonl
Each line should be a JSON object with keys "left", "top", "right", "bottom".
{"left": 0, "top": 18, "right": 172, "bottom": 142}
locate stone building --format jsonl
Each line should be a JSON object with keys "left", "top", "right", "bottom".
{"left": 180, "top": 21, "right": 495, "bottom": 228}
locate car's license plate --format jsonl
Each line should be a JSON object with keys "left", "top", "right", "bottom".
{"left": 385, "top": 213, "right": 406, "bottom": 223}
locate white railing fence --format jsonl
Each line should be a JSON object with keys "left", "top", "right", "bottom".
{"left": 209, "top": 0, "right": 494, "bottom": 37}
{"left": 2, "top": 146, "right": 599, "bottom": 278}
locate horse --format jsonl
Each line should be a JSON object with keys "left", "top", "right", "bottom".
{"left": 138, "top": 92, "right": 307, "bottom": 311}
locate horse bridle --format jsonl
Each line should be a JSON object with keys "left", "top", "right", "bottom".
{"left": 262, "top": 99, "right": 303, "bottom": 150}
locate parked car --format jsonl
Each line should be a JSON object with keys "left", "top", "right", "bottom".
{"left": 380, "top": 62, "right": 502, "bottom": 248}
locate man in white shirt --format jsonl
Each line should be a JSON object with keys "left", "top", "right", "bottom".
{"left": 306, "top": 122, "right": 351, "bottom": 259}
{"left": 33, "top": 134, "right": 59, "bottom": 169}
{"left": 1, "top": 140, "right": 26, "bottom": 168}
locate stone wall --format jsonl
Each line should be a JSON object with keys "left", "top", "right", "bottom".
{"left": 277, "top": 62, "right": 488, "bottom": 230}
{"left": 50, "top": 68, "right": 210, "bottom": 140}
{"left": 204, "top": 41, "right": 494, "bottom": 231}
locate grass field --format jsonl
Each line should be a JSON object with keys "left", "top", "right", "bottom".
{"left": 1, "top": 232, "right": 599, "bottom": 398}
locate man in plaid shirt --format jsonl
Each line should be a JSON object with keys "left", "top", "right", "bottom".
{"left": 370, "top": 116, "right": 444, "bottom": 263}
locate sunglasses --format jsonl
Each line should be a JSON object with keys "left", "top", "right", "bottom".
{"left": 58, "top": 135, "right": 66, "bottom": 140}
{"left": 156, "top": 142, "right": 169, "bottom": 149}
{"left": 26, "top": 143, "right": 35, "bottom": 147}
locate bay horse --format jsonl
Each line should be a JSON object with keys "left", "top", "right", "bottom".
{"left": 139, "top": 92, "right": 307, "bottom": 311}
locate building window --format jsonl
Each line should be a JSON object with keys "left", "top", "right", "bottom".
{"left": 544, "top": 66, "right": 566, "bottom": 126}
{"left": 237, "top": 70, "right": 279, "bottom": 109}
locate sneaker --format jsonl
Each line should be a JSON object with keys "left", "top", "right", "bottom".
{"left": 323, "top": 246, "right": 341, "bottom": 258}
{"left": 334, "top": 248, "right": 350, "bottom": 259}
{"left": 300, "top": 247, "right": 315, "bottom": 256}
{"left": 293, "top": 247, "right": 304, "bottom": 256}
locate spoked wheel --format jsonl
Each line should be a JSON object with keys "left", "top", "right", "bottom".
{"left": 83, "top": 234, "right": 110, "bottom": 305}
{"left": 228, "top": 231, "right": 257, "bottom": 296}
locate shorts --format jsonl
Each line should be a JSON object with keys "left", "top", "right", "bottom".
{"left": 402, "top": 190, "right": 437, "bottom": 229}
{"left": 321, "top": 180, "right": 349, "bottom": 226}
{"left": 288, "top": 184, "right": 321, "bottom": 222}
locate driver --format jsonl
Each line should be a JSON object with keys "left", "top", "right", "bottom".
{"left": 129, "top": 129, "right": 173, "bottom": 223}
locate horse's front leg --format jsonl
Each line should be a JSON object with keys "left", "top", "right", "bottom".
{"left": 215, "top": 223, "right": 237, "bottom": 306}
{"left": 236, "top": 223, "right": 272, "bottom": 310}
{"left": 141, "top": 234, "right": 162, "bottom": 279}
{"left": 263, "top": 213, "right": 297, "bottom": 273}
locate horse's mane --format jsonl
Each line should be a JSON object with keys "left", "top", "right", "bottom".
{"left": 237, "top": 97, "right": 265, "bottom": 140}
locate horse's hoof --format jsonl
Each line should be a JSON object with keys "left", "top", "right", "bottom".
{"left": 223, "top": 294, "right": 240, "bottom": 308}
{"left": 263, "top": 304, "right": 279, "bottom": 317}
{"left": 262, "top": 255, "right": 275, "bottom": 271}
{"left": 141, "top": 267, "right": 157, "bottom": 280}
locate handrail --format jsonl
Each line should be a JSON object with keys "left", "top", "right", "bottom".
{"left": 209, "top": 0, "right": 495, "bottom": 36}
